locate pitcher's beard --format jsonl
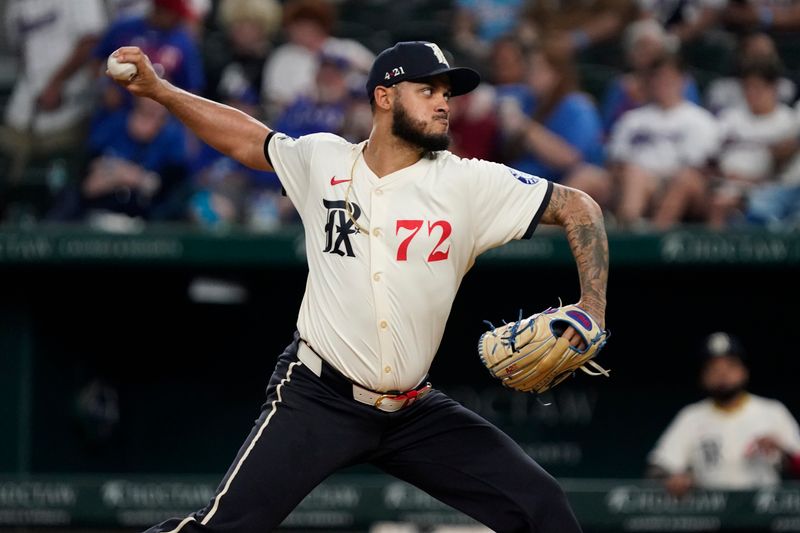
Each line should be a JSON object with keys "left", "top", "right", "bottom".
{"left": 392, "top": 104, "right": 450, "bottom": 152}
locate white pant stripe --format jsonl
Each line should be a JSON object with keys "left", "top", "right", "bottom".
{"left": 199, "top": 361, "right": 302, "bottom": 526}
{"left": 161, "top": 516, "right": 197, "bottom": 533}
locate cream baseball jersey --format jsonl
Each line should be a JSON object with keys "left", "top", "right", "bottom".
{"left": 266, "top": 132, "right": 552, "bottom": 392}
{"left": 649, "top": 395, "right": 800, "bottom": 489}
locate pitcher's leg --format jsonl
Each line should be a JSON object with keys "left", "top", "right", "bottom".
{"left": 145, "top": 348, "right": 379, "bottom": 532}
{"left": 372, "top": 391, "right": 581, "bottom": 533}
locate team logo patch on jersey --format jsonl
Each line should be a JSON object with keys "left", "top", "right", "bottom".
{"left": 508, "top": 168, "right": 540, "bottom": 185}
{"left": 566, "top": 310, "right": 592, "bottom": 330}
{"left": 323, "top": 199, "right": 362, "bottom": 257}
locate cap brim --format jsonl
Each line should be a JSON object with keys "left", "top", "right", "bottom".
{"left": 408, "top": 66, "right": 481, "bottom": 96}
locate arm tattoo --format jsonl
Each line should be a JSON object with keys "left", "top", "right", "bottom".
{"left": 541, "top": 184, "right": 608, "bottom": 323}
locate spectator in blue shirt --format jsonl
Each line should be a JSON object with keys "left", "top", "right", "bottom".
{"left": 274, "top": 53, "right": 361, "bottom": 139}
{"left": 500, "top": 46, "right": 611, "bottom": 206}
{"left": 49, "top": 97, "right": 189, "bottom": 221}
{"left": 94, "top": 0, "right": 205, "bottom": 114}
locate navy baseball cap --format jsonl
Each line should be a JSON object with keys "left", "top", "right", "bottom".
{"left": 366, "top": 41, "right": 481, "bottom": 102}
{"left": 701, "top": 332, "right": 746, "bottom": 363}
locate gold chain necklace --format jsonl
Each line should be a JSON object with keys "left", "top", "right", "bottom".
{"left": 344, "top": 144, "right": 368, "bottom": 234}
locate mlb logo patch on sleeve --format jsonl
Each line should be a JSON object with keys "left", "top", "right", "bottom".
{"left": 508, "top": 168, "right": 540, "bottom": 185}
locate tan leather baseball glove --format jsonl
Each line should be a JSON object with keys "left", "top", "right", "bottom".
{"left": 478, "top": 304, "right": 609, "bottom": 393}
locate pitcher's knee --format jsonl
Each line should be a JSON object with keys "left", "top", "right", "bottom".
{"left": 516, "top": 476, "right": 581, "bottom": 533}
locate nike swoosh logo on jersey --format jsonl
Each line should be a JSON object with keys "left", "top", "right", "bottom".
{"left": 330, "top": 176, "right": 352, "bottom": 186}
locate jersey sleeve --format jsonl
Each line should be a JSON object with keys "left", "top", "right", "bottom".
{"left": 467, "top": 160, "right": 553, "bottom": 256}
{"left": 648, "top": 407, "right": 694, "bottom": 474}
{"left": 264, "top": 131, "right": 315, "bottom": 209}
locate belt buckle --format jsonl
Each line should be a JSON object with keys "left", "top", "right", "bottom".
{"left": 374, "top": 384, "right": 430, "bottom": 410}
{"left": 374, "top": 393, "right": 405, "bottom": 409}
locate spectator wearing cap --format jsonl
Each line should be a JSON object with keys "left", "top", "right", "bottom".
{"left": 203, "top": 0, "right": 281, "bottom": 119}
{"left": 274, "top": 54, "right": 355, "bottom": 139}
{"left": 90, "top": 0, "right": 205, "bottom": 205}
{"left": 261, "top": 0, "right": 373, "bottom": 121}
{"left": 93, "top": 0, "right": 205, "bottom": 113}
{"left": 647, "top": 332, "right": 800, "bottom": 497}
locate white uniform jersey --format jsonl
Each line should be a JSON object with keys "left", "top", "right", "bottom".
{"left": 267, "top": 132, "right": 552, "bottom": 392}
{"left": 649, "top": 394, "right": 800, "bottom": 489}
{"left": 608, "top": 101, "right": 720, "bottom": 179}
{"left": 772, "top": 101, "right": 800, "bottom": 186}
{"left": 4, "top": 0, "right": 107, "bottom": 134}
{"left": 717, "top": 104, "right": 799, "bottom": 182}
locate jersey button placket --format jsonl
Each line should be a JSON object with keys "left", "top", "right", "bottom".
{"left": 370, "top": 186, "right": 395, "bottom": 389}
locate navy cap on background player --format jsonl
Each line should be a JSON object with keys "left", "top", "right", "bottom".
{"left": 701, "top": 332, "right": 746, "bottom": 364}
{"left": 366, "top": 41, "right": 481, "bottom": 102}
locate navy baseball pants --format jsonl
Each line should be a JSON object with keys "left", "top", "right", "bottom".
{"left": 144, "top": 334, "right": 582, "bottom": 533}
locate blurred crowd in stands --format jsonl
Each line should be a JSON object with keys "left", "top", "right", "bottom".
{"left": 2, "top": 0, "right": 800, "bottom": 231}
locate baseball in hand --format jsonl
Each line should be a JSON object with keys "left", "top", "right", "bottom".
{"left": 107, "top": 54, "right": 138, "bottom": 81}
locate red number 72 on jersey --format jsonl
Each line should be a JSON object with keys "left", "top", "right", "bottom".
{"left": 396, "top": 219, "right": 452, "bottom": 262}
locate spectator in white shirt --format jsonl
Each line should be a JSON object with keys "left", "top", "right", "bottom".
{"left": 1, "top": 0, "right": 107, "bottom": 180}
{"left": 709, "top": 57, "right": 799, "bottom": 227}
{"left": 609, "top": 53, "right": 719, "bottom": 229}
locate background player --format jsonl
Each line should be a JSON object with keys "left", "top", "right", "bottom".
{"left": 110, "top": 41, "right": 608, "bottom": 532}
{"left": 648, "top": 332, "right": 800, "bottom": 497}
